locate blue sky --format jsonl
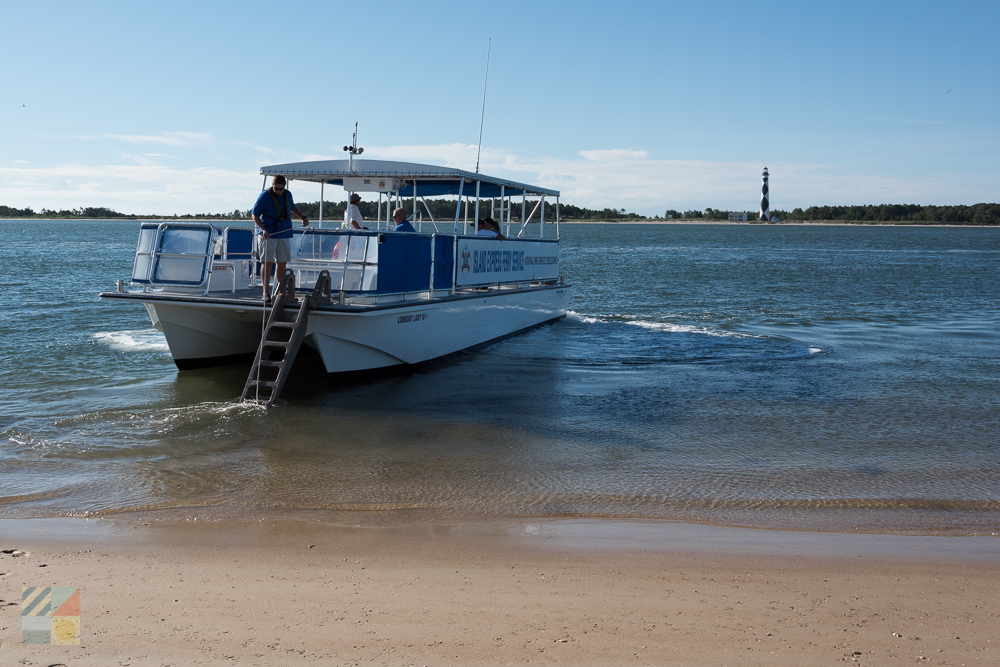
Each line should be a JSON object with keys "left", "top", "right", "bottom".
{"left": 3, "top": 0, "right": 998, "bottom": 215}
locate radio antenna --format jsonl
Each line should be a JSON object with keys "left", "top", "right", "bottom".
{"left": 343, "top": 122, "right": 364, "bottom": 173}
{"left": 475, "top": 39, "right": 491, "bottom": 174}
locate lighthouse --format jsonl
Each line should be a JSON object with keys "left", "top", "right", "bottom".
{"left": 758, "top": 167, "right": 771, "bottom": 222}
{"left": 759, "top": 167, "right": 770, "bottom": 221}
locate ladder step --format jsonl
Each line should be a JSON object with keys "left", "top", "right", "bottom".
{"left": 241, "top": 275, "right": 314, "bottom": 408}
{"left": 243, "top": 381, "right": 278, "bottom": 391}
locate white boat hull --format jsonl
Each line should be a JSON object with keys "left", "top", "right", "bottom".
{"left": 140, "top": 286, "right": 569, "bottom": 373}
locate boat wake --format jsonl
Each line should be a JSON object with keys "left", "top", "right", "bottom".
{"left": 563, "top": 311, "right": 822, "bottom": 360}
{"left": 93, "top": 329, "right": 170, "bottom": 352}
{"left": 567, "top": 311, "right": 759, "bottom": 339}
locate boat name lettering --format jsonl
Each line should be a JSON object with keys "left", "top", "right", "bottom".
{"left": 397, "top": 313, "right": 429, "bottom": 324}
{"left": 472, "top": 250, "right": 525, "bottom": 274}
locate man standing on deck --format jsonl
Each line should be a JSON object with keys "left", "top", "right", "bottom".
{"left": 252, "top": 175, "right": 309, "bottom": 301}
{"left": 344, "top": 193, "right": 364, "bottom": 229}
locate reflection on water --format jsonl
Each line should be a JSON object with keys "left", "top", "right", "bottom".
{"left": 1, "top": 221, "right": 999, "bottom": 534}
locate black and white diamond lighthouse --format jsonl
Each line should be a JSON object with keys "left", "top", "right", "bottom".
{"left": 759, "top": 167, "right": 770, "bottom": 222}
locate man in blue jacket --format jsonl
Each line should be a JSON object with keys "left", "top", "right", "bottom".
{"left": 391, "top": 207, "right": 416, "bottom": 233}
{"left": 252, "top": 175, "right": 309, "bottom": 300}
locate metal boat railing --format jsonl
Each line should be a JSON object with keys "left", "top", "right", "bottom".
{"left": 130, "top": 223, "right": 560, "bottom": 301}
{"left": 132, "top": 223, "right": 254, "bottom": 294}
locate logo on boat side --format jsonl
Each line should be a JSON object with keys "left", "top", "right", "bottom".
{"left": 461, "top": 245, "right": 471, "bottom": 276}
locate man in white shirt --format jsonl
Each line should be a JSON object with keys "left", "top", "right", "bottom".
{"left": 344, "top": 193, "right": 363, "bottom": 229}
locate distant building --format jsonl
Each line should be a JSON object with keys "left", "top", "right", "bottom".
{"left": 728, "top": 212, "right": 748, "bottom": 222}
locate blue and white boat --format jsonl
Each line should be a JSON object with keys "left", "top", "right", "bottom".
{"left": 101, "top": 159, "right": 570, "bottom": 377}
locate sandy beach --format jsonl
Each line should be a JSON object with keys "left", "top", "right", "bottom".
{"left": 2, "top": 518, "right": 997, "bottom": 666}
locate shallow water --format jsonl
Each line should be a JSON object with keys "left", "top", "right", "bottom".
{"left": 1, "top": 220, "right": 998, "bottom": 534}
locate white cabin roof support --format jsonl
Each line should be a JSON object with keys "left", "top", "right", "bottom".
{"left": 500, "top": 185, "right": 505, "bottom": 235}
{"left": 474, "top": 180, "right": 481, "bottom": 231}
{"left": 540, "top": 196, "right": 545, "bottom": 239}
{"left": 518, "top": 198, "right": 544, "bottom": 238}
{"left": 555, "top": 196, "right": 560, "bottom": 240}
{"left": 453, "top": 178, "right": 465, "bottom": 233}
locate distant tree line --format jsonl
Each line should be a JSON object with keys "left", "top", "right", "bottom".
{"left": 769, "top": 203, "right": 1000, "bottom": 225}
{"left": 0, "top": 205, "right": 250, "bottom": 220}
{"left": 3, "top": 201, "right": 999, "bottom": 225}
{"left": 663, "top": 208, "right": 737, "bottom": 220}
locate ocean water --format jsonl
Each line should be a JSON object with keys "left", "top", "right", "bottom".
{"left": 1, "top": 220, "right": 998, "bottom": 534}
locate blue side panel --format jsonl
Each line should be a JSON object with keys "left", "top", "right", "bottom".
{"left": 226, "top": 228, "right": 253, "bottom": 259}
{"left": 434, "top": 236, "right": 453, "bottom": 290}
{"left": 376, "top": 234, "right": 431, "bottom": 293}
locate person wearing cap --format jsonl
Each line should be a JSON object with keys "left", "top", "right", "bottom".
{"left": 344, "top": 193, "right": 363, "bottom": 230}
{"left": 391, "top": 207, "right": 416, "bottom": 233}
{"left": 477, "top": 216, "right": 504, "bottom": 239}
{"left": 251, "top": 175, "right": 309, "bottom": 301}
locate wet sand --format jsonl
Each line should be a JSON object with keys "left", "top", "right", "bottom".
{"left": 1, "top": 518, "right": 998, "bottom": 666}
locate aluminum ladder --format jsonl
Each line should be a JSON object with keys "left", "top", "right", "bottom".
{"left": 241, "top": 269, "right": 333, "bottom": 407}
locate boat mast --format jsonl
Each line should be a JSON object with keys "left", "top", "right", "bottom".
{"left": 475, "top": 39, "right": 491, "bottom": 175}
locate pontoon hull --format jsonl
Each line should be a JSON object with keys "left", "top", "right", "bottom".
{"left": 138, "top": 286, "right": 569, "bottom": 373}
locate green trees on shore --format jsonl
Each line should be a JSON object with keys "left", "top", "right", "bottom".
{"left": 770, "top": 203, "right": 1000, "bottom": 225}
{"left": 0, "top": 205, "right": 250, "bottom": 219}
{"left": 3, "top": 201, "right": 1000, "bottom": 225}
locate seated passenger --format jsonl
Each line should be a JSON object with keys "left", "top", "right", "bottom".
{"left": 344, "top": 193, "right": 363, "bottom": 229}
{"left": 392, "top": 207, "right": 417, "bottom": 232}
{"left": 477, "top": 216, "right": 504, "bottom": 239}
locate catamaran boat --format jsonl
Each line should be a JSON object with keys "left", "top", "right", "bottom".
{"left": 100, "top": 159, "right": 569, "bottom": 402}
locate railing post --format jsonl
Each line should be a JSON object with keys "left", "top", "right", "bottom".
{"left": 414, "top": 182, "right": 419, "bottom": 232}
{"left": 429, "top": 233, "right": 436, "bottom": 292}
{"left": 451, "top": 234, "right": 458, "bottom": 295}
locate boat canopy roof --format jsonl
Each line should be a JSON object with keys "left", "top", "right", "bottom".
{"left": 260, "top": 159, "right": 559, "bottom": 199}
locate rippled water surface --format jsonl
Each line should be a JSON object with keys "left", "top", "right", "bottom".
{"left": 1, "top": 220, "right": 998, "bottom": 533}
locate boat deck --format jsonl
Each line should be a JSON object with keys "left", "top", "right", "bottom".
{"left": 99, "top": 281, "right": 566, "bottom": 313}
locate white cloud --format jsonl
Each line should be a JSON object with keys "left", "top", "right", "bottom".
{"left": 578, "top": 149, "right": 649, "bottom": 161}
{"left": 0, "top": 163, "right": 259, "bottom": 214}
{"left": 1, "top": 144, "right": 994, "bottom": 216}
{"left": 105, "top": 131, "right": 215, "bottom": 147}
{"left": 368, "top": 144, "right": 997, "bottom": 212}
{"left": 365, "top": 142, "right": 484, "bottom": 166}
